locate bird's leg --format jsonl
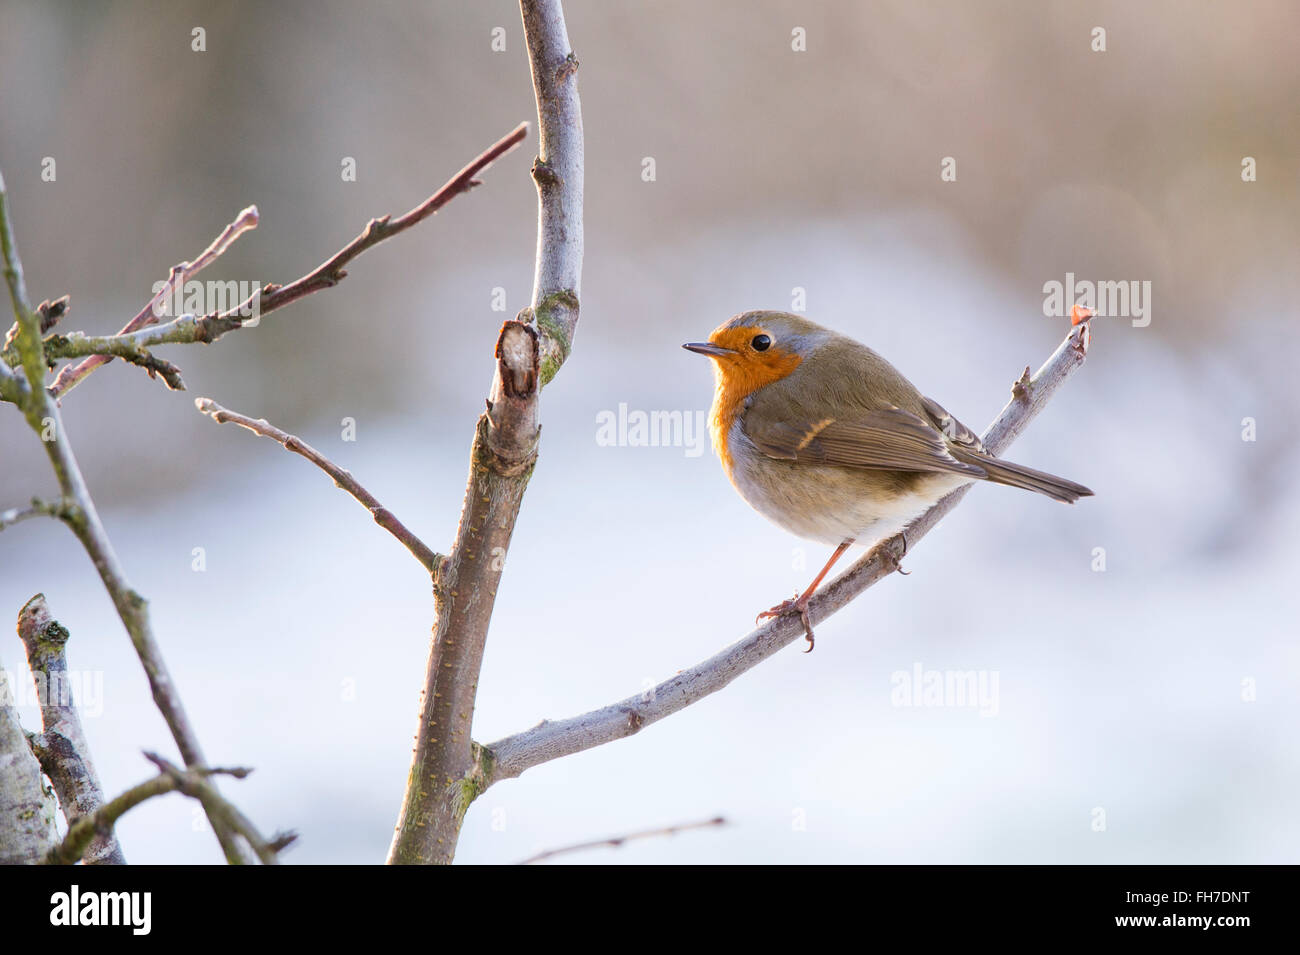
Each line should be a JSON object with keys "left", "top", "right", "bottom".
{"left": 757, "top": 539, "right": 854, "bottom": 652}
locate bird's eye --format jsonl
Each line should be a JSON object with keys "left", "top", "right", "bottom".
{"left": 751, "top": 334, "right": 771, "bottom": 352}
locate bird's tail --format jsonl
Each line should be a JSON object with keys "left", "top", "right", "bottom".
{"left": 959, "top": 451, "right": 1094, "bottom": 503}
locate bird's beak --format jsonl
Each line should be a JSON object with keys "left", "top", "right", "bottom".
{"left": 682, "top": 341, "right": 735, "bottom": 358}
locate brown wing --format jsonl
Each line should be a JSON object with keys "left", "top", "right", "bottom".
{"left": 919, "top": 395, "right": 986, "bottom": 454}
{"left": 744, "top": 406, "right": 987, "bottom": 478}
{"left": 921, "top": 395, "right": 1094, "bottom": 502}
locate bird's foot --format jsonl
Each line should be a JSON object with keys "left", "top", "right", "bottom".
{"left": 886, "top": 533, "right": 910, "bottom": 575}
{"left": 889, "top": 530, "right": 909, "bottom": 574}
{"left": 756, "top": 595, "right": 816, "bottom": 652}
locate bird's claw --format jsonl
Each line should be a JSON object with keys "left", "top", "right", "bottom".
{"left": 757, "top": 597, "right": 817, "bottom": 651}
{"left": 894, "top": 531, "right": 911, "bottom": 574}
{"left": 755, "top": 591, "right": 798, "bottom": 625}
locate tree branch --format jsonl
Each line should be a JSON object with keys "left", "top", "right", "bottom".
{"left": 40, "top": 123, "right": 530, "bottom": 374}
{"left": 387, "top": 0, "right": 583, "bottom": 865}
{"left": 1, "top": 121, "right": 531, "bottom": 867}
{"left": 483, "top": 321, "right": 1093, "bottom": 785}
{"left": 387, "top": 321, "right": 541, "bottom": 865}
{"left": 194, "top": 397, "right": 442, "bottom": 574}
{"left": 3, "top": 294, "right": 70, "bottom": 364}
{"left": 19, "top": 594, "right": 126, "bottom": 864}
{"left": 0, "top": 655, "right": 58, "bottom": 864}
{"left": 0, "top": 168, "right": 47, "bottom": 415}
{"left": 46, "top": 331, "right": 187, "bottom": 390}
{"left": 140, "top": 753, "right": 295, "bottom": 865}
{"left": 43, "top": 771, "right": 181, "bottom": 866}
{"left": 48, "top": 206, "right": 259, "bottom": 397}
{"left": 1, "top": 164, "right": 255, "bottom": 863}
{"left": 522, "top": 0, "right": 584, "bottom": 386}
{"left": 0, "top": 497, "right": 74, "bottom": 533}
{"left": 42, "top": 755, "right": 292, "bottom": 866}
{"left": 517, "top": 816, "right": 727, "bottom": 865}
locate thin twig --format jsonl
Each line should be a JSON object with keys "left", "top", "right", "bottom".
{"left": 44, "top": 774, "right": 176, "bottom": 865}
{"left": 3, "top": 294, "right": 69, "bottom": 361}
{"left": 48, "top": 330, "right": 186, "bottom": 389}
{"left": 194, "top": 397, "right": 442, "bottom": 574}
{"left": 42, "top": 756, "right": 278, "bottom": 866}
{"left": 48, "top": 206, "right": 260, "bottom": 398}
{"left": 517, "top": 816, "right": 727, "bottom": 865}
{"left": 0, "top": 497, "right": 73, "bottom": 533}
{"left": 242, "top": 122, "right": 529, "bottom": 319}
{"left": 0, "top": 168, "right": 45, "bottom": 409}
{"left": 19, "top": 594, "right": 126, "bottom": 864}
{"left": 143, "top": 753, "right": 295, "bottom": 865}
{"left": 483, "top": 321, "right": 1094, "bottom": 785}
{"left": 42, "top": 123, "right": 530, "bottom": 371}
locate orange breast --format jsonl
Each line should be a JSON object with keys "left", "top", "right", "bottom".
{"left": 709, "top": 348, "right": 802, "bottom": 475}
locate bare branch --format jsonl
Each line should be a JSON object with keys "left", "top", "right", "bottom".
{"left": 388, "top": 0, "right": 583, "bottom": 866}
{"left": 1, "top": 164, "right": 256, "bottom": 863}
{"left": 3, "top": 295, "right": 69, "bottom": 360}
{"left": 43, "top": 772, "right": 177, "bottom": 866}
{"left": 194, "top": 397, "right": 442, "bottom": 574}
{"left": 0, "top": 169, "right": 46, "bottom": 409}
{"left": 388, "top": 321, "right": 541, "bottom": 865}
{"left": 0, "top": 497, "right": 73, "bottom": 533}
{"left": 42, "top": 755, "right": 286, "bottom": 866}
{"left": 48, "top": 207, "right": 259, "bottom": 398}
{"left": 34, "top": 403, "right": 253, "bottom": 862}
{"left": 0, "top": 656, "right": 58, "bottom": 864}
{"left": 484, "top": 321, "right": 1093, "bottom": 784}
{"left": 247, "top": 122, "right": 529, "bottom": 319}
{"left": 46, "top": 330, "right": 187, "bottom": 390}
{"left": 36, "top": 295, "right": 69, "bottom": 333}
{"left": 19, "top": 594, "right": 125, "bottom": 864}
{"left": 142, "top": 752, "right": 295, "bottom": 865}
{"left": 1, "top": 123, "right": 530, "bottom": 866}
{"left": 522, "top": 0, "right": 584, "bottom": 385}
{"left": 517, "top": 816, "right": 727, "bottom": 865}
{"left": 41, "top": 123, "right": 530, "bottom": 372}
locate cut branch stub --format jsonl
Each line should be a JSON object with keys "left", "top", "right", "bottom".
{"left": 495, "top": 319, "right": 539, "bottom": 399}
{"left": 487, "top": 320, "right": 541, "bottom": 473}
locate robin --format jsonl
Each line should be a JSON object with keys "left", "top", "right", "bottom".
{"left": 683, "top": 310, "right": 1092, "bottom": 650}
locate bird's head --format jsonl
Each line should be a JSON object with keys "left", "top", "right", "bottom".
{"left": 682, "top": 310, "right": 830, "bottom": 396}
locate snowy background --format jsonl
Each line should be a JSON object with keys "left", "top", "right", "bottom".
{"left": 1, "top": 0, "right": 1297, "bottom": 863}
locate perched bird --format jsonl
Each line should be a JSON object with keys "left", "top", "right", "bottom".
{"left": 683, "top": 310, "right": 1092, "bottom": 649}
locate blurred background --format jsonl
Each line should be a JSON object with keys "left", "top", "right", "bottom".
{"left": 1, "top": 0, "right": 1297, "bottom": 864}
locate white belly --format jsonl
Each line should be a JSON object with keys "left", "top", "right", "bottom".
{"left": 726, "top": 420, "right": 970, "bottom": 546}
